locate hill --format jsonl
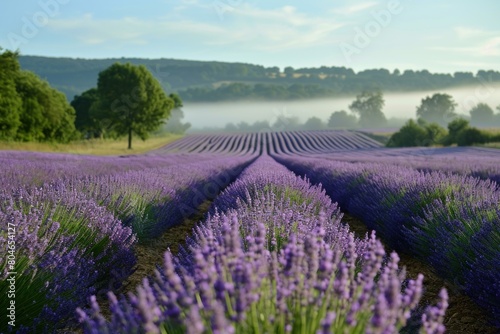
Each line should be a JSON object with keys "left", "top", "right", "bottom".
{"left": 19, "top": 55, "right": 500, "bottom": 102}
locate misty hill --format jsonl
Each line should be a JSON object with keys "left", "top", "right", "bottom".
{"left": 19, "top": 55, "right": 500, "bottom": 102}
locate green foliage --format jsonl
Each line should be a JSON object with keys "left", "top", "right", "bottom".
{"left": 457, "top": 127, "right": 491, "bottom": 146}
{"left": 94, "top": 62, "right": 175, "bottom": 149}
{"left": 19, "top": 55, "right": 500, "bottom": 102}
{"left": 441, "top": 118, "right": 469, "bottom": 146}
{"left": 15, "top": 71, "right": 78, "bottom": 143}
{"left": 160, "top": 109, "right": 191, "bottom": 134}
{"left": 0, "top": 50, "right": 22, "bottom": 139}
{"left": 71, "top": 88, "right": 102, "bottom": 138}
{"left": 469, "top": 103, "right": 494, "bottom": 127}
{"left": 180, "top": 83, "right": 333, "bottom": 101}
{"left": 422, "top": 121, "right": 447, "bottom": 144}
{"left": 387, "top": 119, "right": 447, "bottom": 147}
{"left": 0, "top": 48, "right": 77, "bottom": 143}
{"left": 169, "top": 93, "right": 183, "bottom": 108}
{"left": 156, "top": 93, "right": 190, "bottom": 134}
{"left": 416, "top": 93, "right": 457, "bottom": 126}
{"left": 303, "top": 117, "right": 326, "bottom": 130}
{"left": 0, "top": 199, "right": 117, "bottom": 333}
{"left": 391, "top": 117, "right": 494, "bottom": 147}
{"left": 349, "top": 91, "right": 387, "bottom": 128}
{"left": 387, "top": 119, "right": 428, "bottom": 147}
{"left": 328, "top": 110, "right": 358, "bottom": 129}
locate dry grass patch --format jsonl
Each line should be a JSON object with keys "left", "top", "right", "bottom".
{"left": 0, "top": 134, "right": 183, "bottom": 156}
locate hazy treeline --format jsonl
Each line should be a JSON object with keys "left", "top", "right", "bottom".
{"left": 196, "top": 91, "right": 500, "bottom": 133}
{"left": 387, "top": 93, "right": 500, "bottom": 147}
{"left": 19, "top": 55, "right": 500, "bottom": 102}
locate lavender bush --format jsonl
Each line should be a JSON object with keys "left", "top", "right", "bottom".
{"left": 0, "top": 150, "right": 215, "bottom": 189}
{"left": 78, "top": 156, "right": 447, "bottom": 333}
{"left": 0, "top": 185, "right": 136, "bottom": 333}
{"left": 73, "top": 155, "right": 254, "bottom": 240}
{"left": 275, "top": 155, "right": 500, "bottom": 323}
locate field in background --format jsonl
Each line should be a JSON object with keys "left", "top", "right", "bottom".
{"left": 0, "top": 134, "right": 183, "bottom": 155}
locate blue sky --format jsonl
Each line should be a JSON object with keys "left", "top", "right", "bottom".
{"left": 1, "top": 0, "right": 499, "bottom": 73}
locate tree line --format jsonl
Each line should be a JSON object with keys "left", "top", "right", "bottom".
{"left": 385, "top": 93, "right": 500, "bottom": 147}
{"left": 0, "top": 49, "right": 77, "bottom": 142}
{"left": 19, "top": 55, "right": 500, "bottom": 102}
{"left": 219, "top": 91, "right": 500, "bottom": 146}
{"left": 387, "top": 118, "right": 500, "bottom": 147}
{"left": 1, "top": 49, "right": 188, "bottom": 148}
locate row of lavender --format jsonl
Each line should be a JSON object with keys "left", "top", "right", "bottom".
{"left": 274, "top": 155, "right": 500, "bottom": 324}
{"left": 157, "top": 130, "right": 381, "bottom": 155}
{"left": 159, "top": 131, "right": 500, "bottom": 184}
{"left": 284, "top": 146, "right": 500, "bottom": 184}
{"left": 0, "top": 151, "right": 219, "bottom": 189}
{"left": 0, "top": 151, "right": 255, "bottom": 333}
{"left": 78, "top": 156, "right": 447, "bottom": 333}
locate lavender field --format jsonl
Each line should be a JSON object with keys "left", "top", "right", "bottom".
{"left": 1, "top": 130, "right": 499, "bottom": 334}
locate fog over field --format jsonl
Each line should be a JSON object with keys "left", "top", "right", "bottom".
{"left": 183, "top": 84, "right": 500, "bottom": 129}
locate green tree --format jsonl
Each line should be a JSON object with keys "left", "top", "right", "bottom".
{"left": 272, "top": 115, "right": 300, "bottom": 131}
{"left": 284, "top": 66, "right": 295, "bottom": 78}
{"left": 161, "top": 93, "right": 190, "bottom": 134}
{"left": 224, "top": 123, "right": 238, "bottom": 132}
{"left": 0, "top": 48, "right": 22, "bottom": 139}
{"left": 250, "top": 120, "right": 271, "bottom": 132}
{"left": 328, "top": 110, "right": 358, "bottom": 129}
{"left": 457, "top": 127, "right": 489, "bottom": 146}
{"left": 349, "top": 91, "right": 387, "bottom": 128}
{"left": 441, "top": 118, "right": 469, "bottom": 146}
{"left": 387, "top": 119, "right": 447, "bottom": 147}
{"left": 387, "top": 119, "right": 427, "bottom": 147}
{"left": 469, "top": 103, "right": 494, "bottom": 127}
{"left": 15, "top": 70, "right": 77, "bottom": 142}
{"left": 169, "top": 93, "right": 183, "bottom": 109}
{"left": 95, "top": 63, "right": 174, "bottom": 149}
{"left": 237, "top": 121, "right": 252, "bottom": 132}
{"left": 71, "top": 88, "right": 103, "bottom": 138}
{"left": 416, "top": 93, "right": 457, "bottom": 126}
{"left": 303, "top": 117, "right": 325, "bottom": 130}
{"left": 423, "top": 122, "right": 447, "bottom": 145}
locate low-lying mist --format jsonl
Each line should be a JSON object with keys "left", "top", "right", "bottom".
{"left": 183, "top": 84, "right": 500, "bottom": 131}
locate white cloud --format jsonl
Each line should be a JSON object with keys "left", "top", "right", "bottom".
{"left": 454, "top": 26, "right": 497, "bottom": 39}
{"left": 431, "top": 38, "right": 500, "bottom": 57}
{"left": 46, "top": 14, "right": 226, "bottom": 46}
{"left": 429, "top": 27, "right": 500, "bottom": 59}
{"left": 332, "top": 2, "right": 379, "bottom": 15}
{"left": 481, "top": 37, "right": 500, "bottom": 56}
{"left": 45, "top": 5, "right": 345, "bottom": 52}
{"left": 442, "top": 60, "right": 499, "bottom": 69}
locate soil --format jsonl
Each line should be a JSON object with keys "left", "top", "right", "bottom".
{"left": 59, "top": 201, "right": 212, "bottom": 333}
{"left": 120, "top": 200, "right": 212, "bottom": 295}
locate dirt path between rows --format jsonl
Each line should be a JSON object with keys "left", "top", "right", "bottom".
{"left": 342, "top": 213, "right": 498, "bottom": 334}
{"left": 61, "top": 201, "right": 211, "bottom": 333}
{"left": 120, "top": 200, "right": 212, "bottom": 295}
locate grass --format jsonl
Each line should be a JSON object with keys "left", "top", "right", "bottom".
{"left": 478, "top": 142, "right": 500, "bottom": 149}
{"left": 476, "top": 127, "right": 500, "bottom": 149}
{"left": 0, "top": 134, "right": 183, "bottom": 156}
{"left": 359, "top": 131, "right": 393, "bottom": 145}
